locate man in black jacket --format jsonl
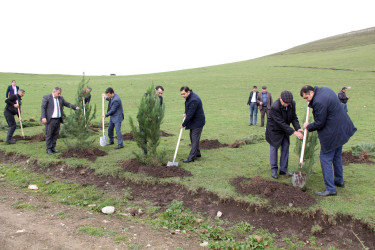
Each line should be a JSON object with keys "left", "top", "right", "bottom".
{"left": 6, "top": 80, "right": 19, "bottom": 98}
{"left": 266, "top": 91, "right": 303, "bottom": 179}
{"left": 41, "top": 87, "right": 79, "bottom": 154}
{"left": 246, "top": 86, "right": 259, "bottom": 126}
{"left": 180, "top": 86, "right": 205, "bottom": 163}
{"left": 4, "top": 89, "right": 25, "bottom": 144}
{"left": 337, "top": 87, "right": 350, "bottom": 112}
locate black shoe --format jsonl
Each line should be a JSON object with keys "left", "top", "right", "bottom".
{"left": 315, "top": 190, "right": 337, "bottom": 196}
{"left": 260, "top": 125, "right": 264, "bottom": 127}
{"left": 46, "top": 149, "right": 54, "bottom": 155}
{"left": 334, "top": 181, "right": 345, "bottom": 188}
{"left": 271, "top": 172, "right": 278, "bottom": 179}
{"left": 248, "top": 124, "right": 253, "bottom": 126}
{"left": 279, "top": 171, "right": 293, "bottom": 176}
{"left": 51, "top": 148, "right": 59, "bottom": 153}
{"left": 196, "top": 155, "right": 201, "bottom": 158}
{"left": 183, "top": 159, "right": 194, "bottom": 163}
{"left": 107, "top": 142, "right": 114, "bottom": 145}
{"left": 6, "top": 139, "right": 16, "bottom": 144}
{"left": 114, "top": 145, "right": 124, "bottom": 149}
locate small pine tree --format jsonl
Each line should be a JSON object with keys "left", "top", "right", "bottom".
{"left": 61, "top": 77, "right": 97, "bottom": 149}
{"left": 129, "top": 85, "right": 165, "bottom": 166}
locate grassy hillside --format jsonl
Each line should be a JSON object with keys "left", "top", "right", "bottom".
{"left": 1, "top": 27, "right": 375, "bottom": 225}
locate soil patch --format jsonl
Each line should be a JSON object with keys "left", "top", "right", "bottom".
{"left": 342, "top": 151, "right": 374, "bottom": 165}
{"left": 232, "top": 176, "right": 316, "bottom": 207}
{"left": 12, "top": 133, "right": 46, "bottom": 143}
{"left": 123, "top": 130, "right": 175, "bottom": 141}
{"left": 198, "top": 139, "right": 228, "bottom": 149}
{"left": 120, "top": 158, "right": 192, "bottom": 178}
{"left": 59, "top": 148, "right": 107, "bottom": 162}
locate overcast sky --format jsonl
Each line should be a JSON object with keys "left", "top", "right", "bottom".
{"left": 1, "top": 0, "right": 374, "bottom": 76}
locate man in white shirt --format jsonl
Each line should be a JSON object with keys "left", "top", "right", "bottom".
{"left": 246, "top": 86, "right": 259, "bottom": 126}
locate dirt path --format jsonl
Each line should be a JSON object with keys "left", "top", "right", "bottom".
{"left": 0, "top": 184, "right": 202, "bottom": 250}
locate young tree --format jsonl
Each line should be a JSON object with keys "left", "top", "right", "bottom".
{"left": 129, "top": 85, "right": 165, "bottom": 166}
{"left": 60, "top": 77, "right": 97, "bottom": 148}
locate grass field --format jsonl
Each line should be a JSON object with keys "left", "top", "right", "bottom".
{"left": 1, "top": 28, "right": 375, "bottom": 229}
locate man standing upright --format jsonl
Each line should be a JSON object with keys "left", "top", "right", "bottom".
{"left": 266, "top": 91, "right": 303, "bottom": 179}
{"left": 102, "top": 87, "right": 124, "bottom": 149}
{"left": 338, "top": 87, "right": 350, "bottom": 113}
{"left": 6, "top": 80, "right": 19, "bottom": 98}
{"left": 246, "top": 85, "right": 259, "bottom": 126}
{"left": 41, "top": 87, "right": 79, "bottom": 154}
{"left": 300, "top": 85, "right": 356, "bottom": 196}
{"left": 180, "top": 86, "right": 205, "bottom": 163}
{"left": 257, "top": 86, "right": 273, "bottom": 127}
{"left": 4, "top": 89, "right": 25, "bottom": 144}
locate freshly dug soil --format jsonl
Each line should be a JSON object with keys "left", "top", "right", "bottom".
{"left": 120, "top": 158, "right": 192, "bottom": 178}
{"left": 232, "top": 176, "right": 316, "bottom": 207}
{"left": 60, "top": 148, "right": 107, "bottom": 162}
{"left": 123, "top": 130, "right": 175, "bottom": 141}
{"left": 12, "top": 133, "right": 46, "bottom": 142}
{"left": 29, "top": 118, "right": 36, "bottom": 122}
{"left": 198, "top": 139, "right": 228, "bottom": 149}
{"left": 342, "top": 151, "right": 374, "bottom": 165}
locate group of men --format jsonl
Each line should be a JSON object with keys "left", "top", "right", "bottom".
{"left": 246, "top": 85, "right": 273, "bottom": 127}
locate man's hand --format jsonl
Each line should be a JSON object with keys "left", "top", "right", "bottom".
{"left": 76, "top": 107, "right": 79, "bottom": 110}
{"left": 347, "top": 96, "right": 350, "bottom": 99}
{"left": 101, "top": 93, "right": 106, "bottom": 98}
{"left": 180, "top": 125, "right": 184, "bottom": 129}
{"left": 246, "top": 103, "right": 249, "bottom": 106}
{"left": 183, "top": 113, "right": 186, "bottom": 118}
{"left": 294, "top": 131, "right": 303, "bottom": 139}
{"left": 42, "top": 118, "right": 47, "bottom": 124}
{"left": 19, "top": 117, "right": 22, "bottom": 121}
{"left": 259, "top": 102, "right": 263, "bottom": 105}
{"left": 298, "top": 129, "right": 304, "bottom": 133}
{"left": 103, "top": 115, "right": 106, "bottom": 118}
{"left": 304, "top": 122, "right": 310, "bottom": 129}
{"left": 14, "top": 104, "right": 19, "bottom": 109}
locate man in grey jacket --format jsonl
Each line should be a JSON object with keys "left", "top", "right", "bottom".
{"left": 257, "top": 86, "right": 273, "bottom": 127}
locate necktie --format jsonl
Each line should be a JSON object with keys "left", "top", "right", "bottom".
{"left": 55, "top": 98, "right": 60, "bottom": 117}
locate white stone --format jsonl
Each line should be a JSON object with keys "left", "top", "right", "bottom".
{"left": 200, "top": 241, "right": 209, "bottom": 247}
{"left": 101, "top": 206, "right": 115, "bottom": 214}
{"left": 16, "top": 229, "right": 25, "bottom": 233}
{"left": 28, "top": 184, "right": 38, "bottom": 190}
{"left": 216, "top": 211, "right": 223, "bottom": 217}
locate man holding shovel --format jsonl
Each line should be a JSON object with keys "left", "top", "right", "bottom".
{"left": 180, "top": 86, "right": 205, "bottom": 163}
{"left": 4, "top": 89, "right": 25, "bottom": 144}
{"left": 266, "top": 91, "right": 303, "bottom": 179}
{"left": 300, "top": 85, "right": 356, "bottom": 196}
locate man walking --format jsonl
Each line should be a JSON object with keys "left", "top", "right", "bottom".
{"left": 338, "top": 87, "right": 350, "bottom": 113}
{"left": 300, "top": 85, "right": 356, "bottom": 196}
{"left": 102, "top": 87, "right": 124, "bottom": 149}
{"left": 257, "top": 86, "right": 273, "bottom": 127}
{"left": 266, "top": 91, "right": 303, "bottom": 179}
{"left": 6, "top": 80, "right": 19, "bottom": 98}
{"left": 41, "top": 87, "right": 79, "bottom": 154}
{"left": 180, "top": 86, "right": 205, "bottom": 163}
{"left": 4, "top": 89, "right": 25, "bottom": 144}
{"left": 246, "top": 86, "right": 259, "bottom": 126}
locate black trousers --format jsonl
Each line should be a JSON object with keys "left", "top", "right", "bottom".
{"left": 45, "top": 118, "right": 61, "bottom": 150}
{"left": 188, "top": 127, "right": 203, "bottom": 160}
{"left": 4, "top": 109, "right": 17, "bottom": 142}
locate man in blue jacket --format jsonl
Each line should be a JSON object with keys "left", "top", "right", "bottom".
{"left": 180, "top": 86, "right": 205, "bottom": 163}
{"left": 300, "top": 85, "right": 357, "bottom": 196}
{"left": 102, "top": 87, "right": 124, "bottom": 149}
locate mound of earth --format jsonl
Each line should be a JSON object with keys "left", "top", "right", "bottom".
{"left": 232, "top": 176, "right": 316, "bottom": 207}
{"left": 342, "top": 151, "right": 374, "bottom": 165}
{"left": 198, "top": 139, "right": 228, "bottom": 149}
{"left": 123, "top": 130, "right": 175, "bottom": 141}
{"left": 12, "top": 133, "right": 46, "bottom": 142}
{"left": 120, "top": 158, "right": 192, "bottom": 178}
{"left": 60, "top": 148, "right": 107, "bottom": 162}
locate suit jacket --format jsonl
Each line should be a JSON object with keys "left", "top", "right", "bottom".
{"left": 338, "top": 90, "right": 348, "bottom": 104}
{"left": 247, "top": 91, "right": 259, "bottom": 105}
{"left": 257, "top": 92, "right": 273, "bottom": 110}
{"left": 6, "top": 85, "right": 19, "bottom": 98}
{"left": 5, "top": 94, "right": 22, "bottom": 116}
{"left": 266, "top": 99, "right": 301, "bottom": 147}
{"left": 182, "top": 91, "right": 205, "bottom": 130}
{"left": 41, "top": 94, "right": 77, "bottom": 124}
{"left": 105, "top": 93, "right": 124, "bottom": 123}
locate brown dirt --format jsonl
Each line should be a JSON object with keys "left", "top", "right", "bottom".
{"left": 123, "top": 130, "right": 174, "bottom": 141}
{"left": 120, "top": 158, "right": 192, "bottom": 178}
{"left": 232, "top": 176, "right": 316, "bottom": 207}
{"left": 28, "top": 118, "right": 36, "bottom": 122}
{"left": 59, "top": 148, "right": 107, "bottom": 162}
{"left": 342, "top": 151, "right": 374, "bottom": 165}
{"left": 12, "top": 133, "right": 46, "bottom": 142}
{"left": 197, "top": 139, "right": 228, "bottom": 149}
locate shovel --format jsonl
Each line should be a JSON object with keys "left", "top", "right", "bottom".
{"left": 167, "top": 117, "right": 185, "bottom": 167}
{"left": 83, "top": 99, "right": 87, "bottom": 128}
{"left": 16, "top": 100, "right": 25, "bottom": 139}
{"left": 292, "top": 105, "right": 310, "bottom": 188}
{"left": 100, "top": 95, "right": 107, "bottom": 147}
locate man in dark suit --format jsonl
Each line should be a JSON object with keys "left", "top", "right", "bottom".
{"left": 180, "top": 86, "right": 206, "bottom": 163}
{"left": 246, "top": 85, "right": 259, "bottom": 126}
{"left": 257, "top": 86, "right": 273, "bottom": 127}
{"left": 266, "top": 91, "right": 303, "bottom": 179}
{"left": 4, "top": 89, "right": 25, "bottom": 144}
{"left": 6, "top": 80, "right": 19, "bottom": 98}
{"left": 41, "top": 87, "right": 79, "bottom": 154}
{"left": 102, "top": 87, "right": 124, "bottom": 149}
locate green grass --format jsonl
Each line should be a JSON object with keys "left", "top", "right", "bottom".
{"left": 77, "top": 225, "right": 117, "bottom": 237}
{"left": 1, "top": 29, "right": 375, "bottom": 228}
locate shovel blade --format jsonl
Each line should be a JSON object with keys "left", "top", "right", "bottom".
{"left": 292, "top": 172, "right": 306, "bottom": 189}
{"left": 100, "top": 136, "right": 107, "bottom": 147}
{"left": 167, "top": 161, "right": 178, "bottom": 167}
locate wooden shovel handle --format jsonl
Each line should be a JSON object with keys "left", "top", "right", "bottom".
{"left": 299, "top": 104, "right": 310, "bottom": 169}
{"left": 102, "top": 95, "right": 105, "bottom": 136}
{"left": 16, "top": 100, "right": 24, "bottom": 138}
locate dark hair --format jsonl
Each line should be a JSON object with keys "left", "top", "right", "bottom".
{"left": 300, "top": 85, "right": 314, "bottom": 96}
{"left": 180, "top": 86, "right": 191, "bottom": 92}
{"left": 342, "top": 87, "right": 347, "bottom": 90}
{"left": 12, "top": 80, "right": 16, "bottom": 83}
{"left": 253, "top": 86, "right": 257, "bottom": 89}
{"left": 53, "top": 87, "right": 62, "bottom": 92}
{"left": 155, "top": 85, "right": 164, "bottom": 91}
{"left": 105, "top": 87, "right": 114, "bottom": 94}
{"left": 87, "top": 87, "right": 92, "bottom": 91}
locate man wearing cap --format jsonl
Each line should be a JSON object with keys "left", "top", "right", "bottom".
{"left": 257, "top": 86, "right": 273, "bottom": 127}
{"left": 266, "top": 91, "right": 303, "bottom": 179}
{"left": 338, "top": 87, "right": 350, "bottom": 113}
{"left": 4, "top": 89, "right": 25, "bottom": 144}
{"left": 246, "top": 85, "right": 259, "bottom": 126}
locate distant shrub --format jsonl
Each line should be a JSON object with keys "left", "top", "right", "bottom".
{"left": 351, "top": 143, "right": 375, "bottom": 161}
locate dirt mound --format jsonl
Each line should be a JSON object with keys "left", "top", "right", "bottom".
{"left": 342, "top": 151, "right": 374, "bottom": 165}
{"left": 12, "top": 133, "right": 46, "bottom": 142}
{"left": 123, "top": 130, "right": 175, "bottom": 141}
{"left": 198, "top": 139, "right": 228, "bottom": 149}
{"left": 159, "top": 130, "right": 174, "bottom": 137}
{"left": 232, "top": 176, "right": 316, "bottom": 207}
{"left": 29, "top": 118, "right": 36, "bottom": 122}
{"left": 120, "top": 158, "right": 192, "bottom": 178}
{"left": 60, "top": 148, "right": 107, "bottom": 162}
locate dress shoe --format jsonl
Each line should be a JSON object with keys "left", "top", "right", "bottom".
{"left": 196, "top": 154, "right": 201, "bottom": 158}
{"left": 271, "top": 172, "right": 278, "bottom": 179}
{"left": 279, "top": 170, "right": 293, "bottom": 176}
{"left": 114, "top": 145, "right": 124, "bottom": 149}
{"left": 46, "top": 149, "right": 54, "bottom": 155}
{"left": 107, "top": 142, "right": 114, "bottom": 145}
{"left": 334, "top": 181, "right": 345, "bottom": 188}
{"left": 183, "top": 159, "right": 194, "bottom": 163}
{"left": 6, "top": 139, "right": 16, "bottom": 144}
{"left": 52, "top": 148, "right": 59, "bottom": 153}
{"left": 248, "top": 123, "right": 253, "bottom": 126}
{"left": 315, "top": 190, "right": 337, "bottom": 196}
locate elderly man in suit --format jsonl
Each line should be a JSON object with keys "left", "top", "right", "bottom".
{"left": 6, "top": 80, "right": 19, "bottom": 98}
{"left": 257, "top": 86, "right": 273, "bottom": 127}
{"left": 41, "top": 87, "right": 79, "bottom": 155}
{"left": 102, "top": 87, "right": 124, "bottom": 149}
